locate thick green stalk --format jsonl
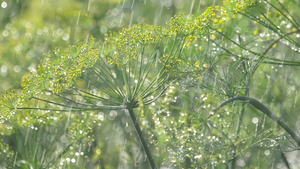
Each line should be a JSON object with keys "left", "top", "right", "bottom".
{"left": 215, "top": 96, "right": 300, "bottom": 147}
{"left": 127, "top": 106, "right": 157, "bottom": 169}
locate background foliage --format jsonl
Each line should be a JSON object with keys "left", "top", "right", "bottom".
{"left": 1, "top": 0, "right": 300, "bottom": 168}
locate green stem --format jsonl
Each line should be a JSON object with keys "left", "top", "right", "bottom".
{"left": 230, "top": 40, "right": 251, "bottom": 169}
{"left": 280, "top": 150, "right": 291, "bottom": 169}
{"left": 215, "top": 96, "right": 300, "bottom": 147}
{"left": 127, "top": 106, "right": 157, "bottom": 169}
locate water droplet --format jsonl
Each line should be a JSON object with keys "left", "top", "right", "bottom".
{"left": 237, "top": 159, "right": 246, "bottom": 167}
{"left": 62, "top": 34, "right": 70, "bottom": 41}
{"left": 1, "top": 65, "right": 7, "bottom": 74}
{"left": 13, "top": 65, "right": 21, "bottom": 73}
{"left": 97, "top": 112, "right": 104, "bottom": 121}
{"left": 264, "top": 150, "right": 270, "bottom": 156}
{"left": 96, "top": 101, "right": 103, "bottom": 106}
{"left": 2, "top": 30, "right": 9, "bottom": 37}
{"left": 252, "top": 117, "right": 258, "bottom": 124}
{"left": 1, "top": 1, "right": 7, "bottom": 8}
{"left": 109, "top": 110, "right": 118, "bottom": 117}
{"left": 194, "top": 155, "right": 202, "bottom": 159}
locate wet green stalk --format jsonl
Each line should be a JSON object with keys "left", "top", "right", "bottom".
{"left": 215, "top": 96, "right": 300, "bottom": 147}
{"left": 127, "top": 106, "right": 157, "bottom": 169}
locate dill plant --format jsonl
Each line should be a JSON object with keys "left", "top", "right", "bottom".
{"left": 1, "top": 0, "right": 300, "bottom": 168}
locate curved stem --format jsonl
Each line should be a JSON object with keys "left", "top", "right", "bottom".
{"left": 127, "top": 106, "right": 157, "bottom": 169}
{"left": 215, "top": 96, "right": 300, "bottom": 147}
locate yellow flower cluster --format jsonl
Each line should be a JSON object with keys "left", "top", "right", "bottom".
{"left": 21, "top": 37, "right": 99, "bottom": 100}
{"left": 223, "top": 0, "right": 256, "bottom": 13}
{"left": 17, "top": 0, "right": 259, "bottom": 108}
